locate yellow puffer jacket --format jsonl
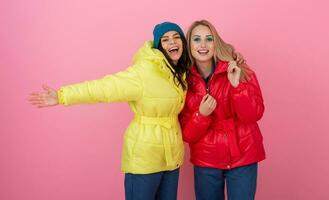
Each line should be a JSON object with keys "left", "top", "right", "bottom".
{"left": 57, "top": 41, "right": 186, "bottom": 174}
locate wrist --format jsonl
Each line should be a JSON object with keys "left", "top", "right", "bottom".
{"left": 198, "top": 110, "right": 209, "bottom": 117}
{"left": 231, "top": 81, "right": 240, "bottom": 88}
{"left": 193, "top": 110, "right": 212, "bottom": 125}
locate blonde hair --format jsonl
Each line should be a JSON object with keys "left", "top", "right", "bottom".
{"left": 186, "top": 20, "right": 250, "bottom": 81}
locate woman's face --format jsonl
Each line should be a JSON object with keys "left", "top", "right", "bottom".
{"left": 160, "top": 31, "right": 183, "bottom": 65}
{"left": 190, "top": 25, "right": 215, "bottom": 64}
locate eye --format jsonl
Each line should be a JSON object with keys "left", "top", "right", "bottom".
{"left": 206, "top": 36, "right": 214, "bottom": 42}
{"left": 161, "top": 38, "right": 169, "bottom": 42}
{"left": 192, "top": 37, "right": 201, "bottom": 42}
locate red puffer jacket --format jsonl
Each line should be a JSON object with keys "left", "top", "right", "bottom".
{"left": 179, "top": 60, "right": 265, "bottom": 169}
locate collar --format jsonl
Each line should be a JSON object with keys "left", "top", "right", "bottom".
{"left": 190, "top": 60, "right": 229, "bottom": 77}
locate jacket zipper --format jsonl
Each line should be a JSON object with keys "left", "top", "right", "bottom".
{"left": 206, "top": 73, "right": 215, "bottom": 95}
{"left": 194, "top": 73, "right": 214, "bottom": 95}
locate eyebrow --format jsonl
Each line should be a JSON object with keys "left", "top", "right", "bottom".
{"left": 162, "top": 33, "right": 180, "bottom": 38}
{"left": 192, "top": 35, "right": 213, "bottom": 37}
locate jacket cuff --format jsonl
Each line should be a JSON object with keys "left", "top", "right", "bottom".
{"left": 231, "top": 82, "right": 248, "bottom": 97}
{"left": 192, "top": 111, "right": 212, "bottom": 125}
{"left": 57, "top": 88, "right": 66, "bottom": 105}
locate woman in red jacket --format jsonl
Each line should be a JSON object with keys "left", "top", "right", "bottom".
{"left": 179, "top": 20, "right": 266, "bottom": 200}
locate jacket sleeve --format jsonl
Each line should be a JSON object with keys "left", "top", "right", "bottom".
{"left": 230, "top": 71, "right": 264, "bottom": 123}
{"left": 179, "top": 101, "right": 212, "bottom": 144}
{"left": 57, "top": 66, "right": 143, "bottom": 105}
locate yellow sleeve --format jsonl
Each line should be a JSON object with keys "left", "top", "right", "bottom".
{"left": 57, "top": 66, "right": 143, "bottom": 106}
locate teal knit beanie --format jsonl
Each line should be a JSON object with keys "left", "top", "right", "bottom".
{"left": 153, "top": 22, "right": 185, "bottom": 48}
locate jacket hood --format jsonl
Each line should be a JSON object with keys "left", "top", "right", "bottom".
{"left": 133, "top": 41, "right": 165, "bottom": 64}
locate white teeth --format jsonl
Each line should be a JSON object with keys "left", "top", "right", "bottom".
{"left": 169, "top": 47, "right": 179, "bottom": 52}
{"left": 198, "top": 50, "right": 208, "bottom": 53}
{"left": 198, "top": 49, "right": 209, "bottom": 55}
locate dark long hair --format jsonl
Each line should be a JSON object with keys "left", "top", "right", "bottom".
{"left": 158, "top": 36, "right": 190, "bottom": 91}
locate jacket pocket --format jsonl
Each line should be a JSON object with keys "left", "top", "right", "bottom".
{"left": 191, "top": 141, "right": 230, "bottom": 164}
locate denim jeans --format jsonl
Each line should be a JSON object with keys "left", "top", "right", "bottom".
{"left": 194, "top": 163, "right": 258, "bottom": 200}
{"left": 124, "top": 168, "right": 179, "bottom": 200}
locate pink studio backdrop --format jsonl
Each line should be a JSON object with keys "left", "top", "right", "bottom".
{"left": 1, "top": 0, "right": 329, "bottom": 199}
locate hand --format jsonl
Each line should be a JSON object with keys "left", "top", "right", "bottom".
{"left": 29, "top": 85, "right": 59, "bottom": 108}
{"left": 234, "top": 51, "right": 246, "bottom": 64}
{"left": 227, "top": 61, "right": 241, "bottom": 88}
{"left": 199, "top": 94, "right": 217, "bottom": 116}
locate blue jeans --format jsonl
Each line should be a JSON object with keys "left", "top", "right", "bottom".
{"left": 194, "top": 163, "right": 258, "bottom": 200}
{"left": 124, "top": 168, "right": 179, "bottom": 200}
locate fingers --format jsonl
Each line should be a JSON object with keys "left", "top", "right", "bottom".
{"left": 204, "top": 95, "right": 217, "bottom": 109}
{"left": 233, "top": 51, "right": 246, "bottom": 64}
{"left": 42, "top": 85, "right": 54, "bottom": 93}
{"left": 235, "top": 52, "right": 245, "bottom": 64}
{"left": 29, "top": 93, "right": 42, "bottom": 101}
{"left": 29, "top": 92, "right": 48, "bottom": 107}
{"left": 29, "top": 99, "right": 47, "bottom": 107}
{"left": 201, "top": 94, "right": 209, "bottom": 103}
{"left": 29, "top": 95, "right": 45, "bottom": 104}
{"left": 227, "top": 64, "right": 235, "bottom": 73}
{"left": 237, "top": 57, "right": 245, "bottom": 65}
{"left": 228, "top": 61, "right": 237, "bottom": 71}
{"left": 229, "top": 60, "right": 237, "bottom": 66}
{"left": 30, "top": 92, "right": 42, "bottom": 96}
{"left": 29, "top": 92, "right": 47, "bottom": 100}
{"left": 199, "top": 94, "right": 217, "bottom": 116}
{"left": 201, "top": 94, "right": 216, "bottom": 107}
{"left": 208, "top": 99, "right": 217, "bottom": 110}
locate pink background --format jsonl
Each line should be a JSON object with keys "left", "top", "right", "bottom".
{"left": 1, "top": 0, "right": 329, "bottom": 199}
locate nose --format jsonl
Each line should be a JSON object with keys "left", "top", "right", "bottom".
{"left": 168, "top": 38, "right": 176, "bottom": 45}
{"left": 200, "top": 39, "right": 206, "bottom": 47}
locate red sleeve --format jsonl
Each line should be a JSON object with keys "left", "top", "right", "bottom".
{"left": 179, "top": 100, "right": 212, "bottom": 144}
{"left": 230, "top": 71, "right": 265, "bottom": 123}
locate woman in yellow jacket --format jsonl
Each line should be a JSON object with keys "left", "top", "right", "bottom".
{"left": 29, "top": 22, "right": 190, "bottom": 200}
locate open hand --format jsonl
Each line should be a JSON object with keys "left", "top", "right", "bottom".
{"left": 29, "top": 85, "right": 59, "bottom": 108}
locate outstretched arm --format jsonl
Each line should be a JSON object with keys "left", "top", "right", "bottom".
{"left": 29, "top": 66, "right": 143, "bottom": 108}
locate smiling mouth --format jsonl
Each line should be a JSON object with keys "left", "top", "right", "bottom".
{"left": 197, "top": 49, "right": 209, "bottom": 55}
{"left": 168, "top": 47, "right": 179, "bottom": 53}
